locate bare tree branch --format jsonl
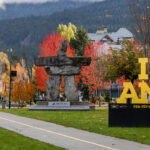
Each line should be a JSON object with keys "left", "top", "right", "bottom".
{"left": 127, "top": 0, "right": 150, "bottom": 57}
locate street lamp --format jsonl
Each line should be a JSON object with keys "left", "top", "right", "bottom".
{"left": 7, "top": 48, "right": 13, "bottom": 109}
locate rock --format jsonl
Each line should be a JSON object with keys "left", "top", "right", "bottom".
{"left": 57, "top": 40, "right": 67, "bottom": 57}
{"left": 64, "top": 76, "right": 79, "bottom": 101}
{"left": 45, "top": 66, "right": 80, "bottom": 75}
{"left": 34, "top": 57, "right": 91, "bottom": 67}
{"left": 46, "top": 75, "right": 61, "bottom": 101}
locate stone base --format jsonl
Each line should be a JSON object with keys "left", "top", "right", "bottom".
{"left": 36, "top": 101, "right": 48, "bottom": 105}
{"left": 36, "top": 101, "right": 89, "bottom": 106}
{"left": 29, "top": 105, "right": 95, "bottom": 111}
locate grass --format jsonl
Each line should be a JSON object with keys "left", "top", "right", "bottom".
{"left": 0, "top": 127, "right": 66, "bottom": 150}
{"left": 1, "top": 108, "right": 150, "bottom": 145}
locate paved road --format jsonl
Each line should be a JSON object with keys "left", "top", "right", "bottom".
{"left": 0, "top": 112, "right": 150, "bottom": 150}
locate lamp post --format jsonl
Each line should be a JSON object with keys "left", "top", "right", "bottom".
{"left": 8, "top": 63, "right": 11, "bottom": 109}
{"left": 110, "top": 85, "right": 112, "bottom": 102}
{"left": 7, "top": 48, "right": 13, "bottom": 109}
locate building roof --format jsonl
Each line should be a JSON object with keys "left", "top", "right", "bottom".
{"left": 88, "top": 28, "right": 133, "bottom": 56}
{"left": 88, "top": 33, "right": 107, "bottom": 41}
{"left": 88, "top": 28, "right": 133, "bottom": 42}
{"left": 109, "top": 28, "right": 133, "bottom": 42}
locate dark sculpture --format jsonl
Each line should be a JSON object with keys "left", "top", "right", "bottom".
{"left": 35, "top": 40, "right": 91, "bottom": 102}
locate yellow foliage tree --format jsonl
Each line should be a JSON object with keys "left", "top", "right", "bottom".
{"left": 15, "top": 63, "right": 29, "bottom": 82}
{"left": 3, "top": 61, "right": 36, "bottom": 103}
{"left": 0, "top": 52, "right": 9, "bottom": 65}
{"left": 2, "top": 64, "right": 17, "bottom": 99}
{"left": 0, "top": 51, "right": 37, "bottom": 105}
{"left": 0, "top": 52, "right": 9, "bottom": 96}
{"left": 11, "top": 63, "right": 36, "bottom": 103}
{"left": 2, "top": 72, "right": 10, "bottom": 99}
{"left": 57, "top": 23, "right": 76, "bottom": 42}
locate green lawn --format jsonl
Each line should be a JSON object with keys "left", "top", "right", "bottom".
{"left": 0, "top": 127, "right": 66, "bottom": 150}
{"left": 1, "top": 108, "right": 150, "bottom": 145}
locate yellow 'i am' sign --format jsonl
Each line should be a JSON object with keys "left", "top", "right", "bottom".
{"left": 117, "top": 58, "right": 149, "bottom": 104}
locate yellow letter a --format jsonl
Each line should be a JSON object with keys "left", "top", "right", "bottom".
{"left": 133, "top": 81, "right": 149, "bottom": 104}
{"left": 117, "top": 82, "right": 139, "bottom": 104}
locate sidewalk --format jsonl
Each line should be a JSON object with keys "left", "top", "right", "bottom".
{"left": 0, "top": 112, "right": 150, "bottom": 150}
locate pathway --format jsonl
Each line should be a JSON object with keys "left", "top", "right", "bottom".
{"left": 0, "top": 112, "right": 149, "bottom": 150}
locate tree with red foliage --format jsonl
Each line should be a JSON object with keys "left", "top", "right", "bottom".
{"left": 81, "top": 41, "right": 111, "bottom": 93}
{"left": 39, "top": 32, "right": 75, "bottom": 57}
{"left": 35, "top": 67, "right": 49, "bottom": 92}
{"left": 36, "top": 32, "right": 110, "bottom": 97}
{"left": 35, "top": 32, "right": 75, "bottom": 92}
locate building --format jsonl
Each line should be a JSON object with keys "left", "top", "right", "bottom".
{"left": 88, "top": 28, "right": 133, "bottom": 44}
{"left": 89, "top": 28, "right": 134, "bottom": 99}
{"left": 96, "top": 27, "right": 108, "bottom": 34}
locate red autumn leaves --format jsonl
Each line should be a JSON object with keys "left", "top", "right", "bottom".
{"left": 35, "top": 33, "right": 75, "bottom": 92}
{"left": 35, "top": 32, "right": 110, "bottom": 93}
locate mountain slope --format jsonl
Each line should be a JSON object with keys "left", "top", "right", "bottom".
{"left": 0, "top": 0, "right": 132, "bottom": 62}
{"left": 0, "top": 0, "right": 89, "bottom": 20}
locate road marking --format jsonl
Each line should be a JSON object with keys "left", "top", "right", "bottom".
{"left": 0, "top": 116, "right": 118, "bottom": 150}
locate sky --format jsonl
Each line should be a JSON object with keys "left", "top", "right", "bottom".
{"left": 0, "top": 0, "right": 104, "bottom": 9}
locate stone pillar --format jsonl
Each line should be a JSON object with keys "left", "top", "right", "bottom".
{"left": 46, "top": 75, "right": 61, "bottom": 101}
{"left": 64, "top": 76, "right": 79, "bottom": 101}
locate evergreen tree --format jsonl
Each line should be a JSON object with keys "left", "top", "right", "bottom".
{"left": 70, "top": 26, "right": 89, "bottom": 56}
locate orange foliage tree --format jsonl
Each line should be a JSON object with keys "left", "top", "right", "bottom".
{"left": 11, "top": 80, "right": 36, "bottom": 104}
{"left": 11, "top": 81, "right": 24, "bottom": 103}
{"left": 23, "top": 80, "right": 36, "bottom": 102}
{"left": 2, "top": 64, "right": 18, "bottom": 99}
{"left": 9, "top": 62, "right": 36, "bottom": 103}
